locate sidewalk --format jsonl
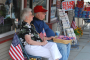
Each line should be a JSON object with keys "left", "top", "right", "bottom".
{"left": 68, "top": 28, "right": 90, "bottom": 60}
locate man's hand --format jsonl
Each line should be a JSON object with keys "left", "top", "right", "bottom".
{"left": 43, "top": 36, "right": 55, "bottom": 40}
{"left": 48, "top": 36, "right": 55, "bottom": 40}
{"left": 50, "top": 36, "right": 55, "bottom": 39}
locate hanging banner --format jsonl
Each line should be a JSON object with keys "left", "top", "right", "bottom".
{"left": 62, "top": 1, "right": 75, "bottom": 11}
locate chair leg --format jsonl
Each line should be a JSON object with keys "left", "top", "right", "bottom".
{"left": 37, "top": 58, "right": 42, "bottom": 60}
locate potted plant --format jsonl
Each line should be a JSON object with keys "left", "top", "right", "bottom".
{"left": 74, "top": 26, "right": 83, "bottom": 40}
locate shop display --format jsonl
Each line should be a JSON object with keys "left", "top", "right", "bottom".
{"left": 85, "top": 2, "right": 90, "bottom": 11}
{"left": 57, "top": 9, "right": 70, "bottom": 30}
{"left": 66, "top": 28, "right": 74, "bottom": 34}
{"left": 75, "top": 1, "right": 90, "bottom": 18}
{"left": 75, "top": 7, "right": 83, "bottom": 18}
{"left": 86, "top": 7, "right": 90, "bottom": 11}
{"left": 53, "top": 35, "right": 75, "bottom": 44}
{"left": 57, "top": 9, "right": 77, "bottom": 45}
{"left": 76, "top": 1, "right": 84, "bottom": 8}
{"left": 75, "top": 8, "right": 90, "bottom": 18}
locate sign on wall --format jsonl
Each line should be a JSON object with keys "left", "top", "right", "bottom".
{"left": 51, "top": 7, "right": 56, "bottom": 18}
{"left": 62, "top": 1, "right": 75, "bottom": 11}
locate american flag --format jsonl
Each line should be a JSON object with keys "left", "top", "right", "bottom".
{"left": 71, "top": 17, "right": 76, "bottom": 29}
{"left": 39, "top": 28, "right": 46, "bottom": 40}
{"left": 9, "top": 33, "right": 24, "bottom": 60}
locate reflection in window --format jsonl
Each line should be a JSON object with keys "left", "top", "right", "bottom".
{"left": 0, "top": 0, "right": 21, "bottom": 34}
{"left": 33, "top": 0, "right": 47, "bottom": 9}
{"left": 32, "top": 0, "right": 47, "bottom": 20}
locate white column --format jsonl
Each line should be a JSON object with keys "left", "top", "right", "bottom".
{"left": 21, "top": 0, "right": 24, "bottom": 10}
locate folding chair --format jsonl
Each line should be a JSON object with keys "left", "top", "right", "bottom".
{"left": 17, "top": 35, "right": 43, "bottom": 60}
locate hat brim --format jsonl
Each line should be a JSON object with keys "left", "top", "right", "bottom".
{"left": 41, "top": 9, "right": 48, "bottom": 12}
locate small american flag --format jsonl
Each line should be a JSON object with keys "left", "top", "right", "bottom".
{"left": 39, "top": 28, "right": 46, "bottom": 40}
{"left": 9, "top": 33, "right": 24, "bottom": 60}
{"left": 71, "top": 17, "right": 76, "bottom": 29}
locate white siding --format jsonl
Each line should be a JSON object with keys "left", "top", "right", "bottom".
{"left": 0, "top": 40, "right": 12, "bottom": 60}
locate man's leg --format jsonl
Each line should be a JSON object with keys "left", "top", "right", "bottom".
{"left": 43, "top": 42, "right": 62, "bottom": 60}
{"left": 56, "top": 43, "right": 68, "bottom": 60}
{"left": 66, "top": 43, "right": 71, "bottom": 58}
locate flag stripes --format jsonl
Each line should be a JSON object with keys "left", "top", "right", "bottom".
{"left": 11, "top": 45, "right": 21, "bottom": 59}
{"left": 9, "top": 48, "right": 18, "bottom": 60}
{"left": 9, "top": 44, "right": 24, "bottom": 60}
{"left": 16, "top": 45, "right": 23, "bottom": 57}
{"left": 42, "top": 28, "right": 46, "bottom": 37}
{"left": 39, "top": 28, "right": 46, "bottom": 40}
{"left": 9, "top": 51, "right": 16, "bottom": 59}
{"left": 71, "top": 20, "right": 76, "bottom": 29}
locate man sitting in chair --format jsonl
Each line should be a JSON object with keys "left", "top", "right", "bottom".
{"left": 31, "top": 5, "right": 71, "bottom": 60}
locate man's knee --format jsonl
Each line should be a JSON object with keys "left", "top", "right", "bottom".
{"left": 56, "top": 43, "right": 67, "bottom": 50}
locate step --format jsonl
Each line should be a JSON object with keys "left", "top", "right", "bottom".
{"left": 81, "top": 35, "right": 90, "bottom": 37}
{"left": 83, "top": 32, "right": 90, "bottom": 35}
{"left": 80, "top": 37, "right": 89, "bottom": 39}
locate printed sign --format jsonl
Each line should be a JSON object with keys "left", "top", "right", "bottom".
{"left": 56, "top": 0, "right": 61, "bottom": 9}
{"left": 62, "top": 1, "right": 75, "bottom": 11}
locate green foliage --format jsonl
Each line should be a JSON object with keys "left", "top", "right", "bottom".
{"left": 74, "top": 27, "right": 83, "bottom": 36}
{"left": 0, "top": 5, "right": 6, "bottom": 17}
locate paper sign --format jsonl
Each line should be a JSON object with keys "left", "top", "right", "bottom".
{"left": 62, "top": 1, "right": 75, "bottom": 11}
{"left": 51, "top": 7, "right": 56, "bottom": 18}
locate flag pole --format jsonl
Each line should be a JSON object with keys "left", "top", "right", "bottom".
{"left": 43, "top": 28, "right": 44, "bottom": 41}
{"left": 15, "top": 28, "right": 16, "bottom": 33}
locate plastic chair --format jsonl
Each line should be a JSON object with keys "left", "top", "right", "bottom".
{"left": 17, "top": 35, "right": 42, "bottom": 60}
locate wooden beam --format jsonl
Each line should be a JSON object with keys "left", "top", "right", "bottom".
{"left": 24, "top": 0, "right": 27, "bottom": 8}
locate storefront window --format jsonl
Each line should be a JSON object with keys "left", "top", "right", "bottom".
{"left": 28, "top": 0, "right": 49, "bottom": 22}
{"left": 0, "top": 0, "right": 21, "bottom": 34}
